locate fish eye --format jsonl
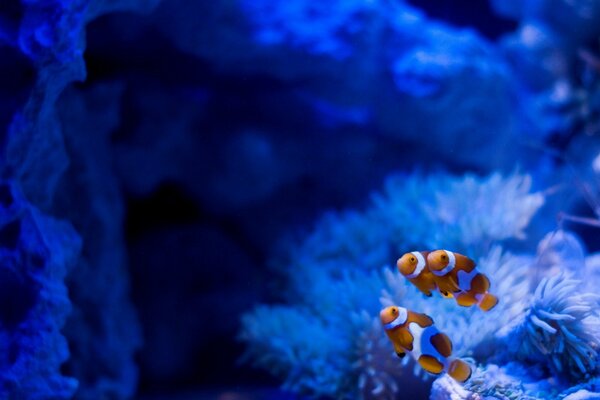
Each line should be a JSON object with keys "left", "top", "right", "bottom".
{"left": 410, "top": 257, "right": 415, "bottom": 262}
{"left": 441, "top": 254, "right": 447, "bottom": 260}
{"left": 391, "top": 308, "right": 397, "bottom": 315}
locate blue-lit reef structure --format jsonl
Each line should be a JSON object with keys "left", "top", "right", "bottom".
{"left": 1, "top": 0, "right": 600, "bottom": 399}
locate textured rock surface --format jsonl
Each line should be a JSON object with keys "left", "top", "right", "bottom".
{"left": 152, "top": 0, "right": 517, "bottom": 170}
{"left": 0, "top": 181, "right": 80, "bottom": 399}
{"left": 0, "top": 0, "right": 158, "bottom": 398}
{"left": 53, "top": 83, "right": 142, "bottom": 399}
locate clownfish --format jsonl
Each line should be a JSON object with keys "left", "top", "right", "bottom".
{"left": 396, "top": 251, "right": 437, "bottom": 297}
{"left": 427, "top": 250, "right": 498, "bottom": 311}
{"left": 379, "top": 305, "right": 472, "bottom": 383}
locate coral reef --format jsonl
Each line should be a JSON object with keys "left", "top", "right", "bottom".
{"left": 241, "top": 172, "right": 545, "bottom": 399}
{"left": 3, "top": 0, "right": 600, "bottom": 398}
{"left": 242, "top": 164, "right": 600, "bottom": 399}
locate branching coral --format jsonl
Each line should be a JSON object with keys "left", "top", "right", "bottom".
{"left": 240, "top": 172, "right": 544, "bottom": 398}
{"left": 505, "top": 274, "right": 600, "bottom": 381}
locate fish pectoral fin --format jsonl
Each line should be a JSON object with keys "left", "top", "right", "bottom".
{"left": 416, "top": 286, "right": 432, "bottom": 297}
{"left": 447, "top": 276, "right": 461, "bottom": 292}
{"left": 413, "top": 312, "right": 434, "bottom": 327}
{"left": 397, "top": 329, "right": 414, "bottom": 350}
{"left": 393, "top": 343, "right": 407, "bottom": 358}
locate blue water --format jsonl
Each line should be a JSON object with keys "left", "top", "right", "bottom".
{"left": 1, "top": 0, "right": 600, "bottom": 399}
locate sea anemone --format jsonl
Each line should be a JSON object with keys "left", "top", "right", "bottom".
{"left": 506, "top": 273, "right": 600, "bottom": 381}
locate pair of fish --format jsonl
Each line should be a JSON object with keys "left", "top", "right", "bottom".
{"left": 397, "top": 250, "right": 498, "bottom": 311}
{"left": 379, "top": 250, "right": 496, "bottom": 383}
{"left": 380, "top": 305, "right": 472, "bottom": 383}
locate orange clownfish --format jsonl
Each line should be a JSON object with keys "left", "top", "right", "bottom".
{"left": 426, "top": 250, "right": 498, "bottom": 311}
{"left": 379, "top": 305, "right": 472, "bottom": 383}
{"left": 397, "top": 251, "right": 437, "bottom": 297}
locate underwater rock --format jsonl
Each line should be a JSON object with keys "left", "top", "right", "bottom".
{"left": 491, "top": 0, "right": 600, "bottom": 142}
{"left": 385, "top": 24, "right": 515, "bottom": 168}
{"left": 238, "top": 0, "right": 385, "bottom": 60}
{"left": 0, "top": 180, "right": 81, "bottom": 398}
{"left": 111, "top": 83, "right": 303, "bottom": 212}
{"left": 1, "top": 0, "right": 162, "bottom": 209}
{"left": 153, "top": 0, "right": 384, "bottom": 80}
{"left": 112, "top": 83, "right": 211, "bottom": 199}
{"left": 3, "top": 0, "right": 88, "bottom": 208}
{"left": 1, "top": 0, "right": 161, "bottom": 397}
{"left": 490, "top": 0, "right": 600, "bottom": 47}
{"left": 0, "top": 47, "right": 35, "bottom": 147}
{"left": 53, "top": 83, "right": 142, "bottom": 399}
{"left": 152, "top": 0, "right": 517, "bottom": 170}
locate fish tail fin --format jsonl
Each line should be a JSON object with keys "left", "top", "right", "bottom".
{"left": 447, "top": 358, "right": 472, "bottom": 383}
{"left": 478, "top": 293, "right": 498, "bottom": 311}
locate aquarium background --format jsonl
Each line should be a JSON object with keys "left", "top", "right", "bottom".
{"left": 1, "top": 0, "right": 600, "bottom": 399}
